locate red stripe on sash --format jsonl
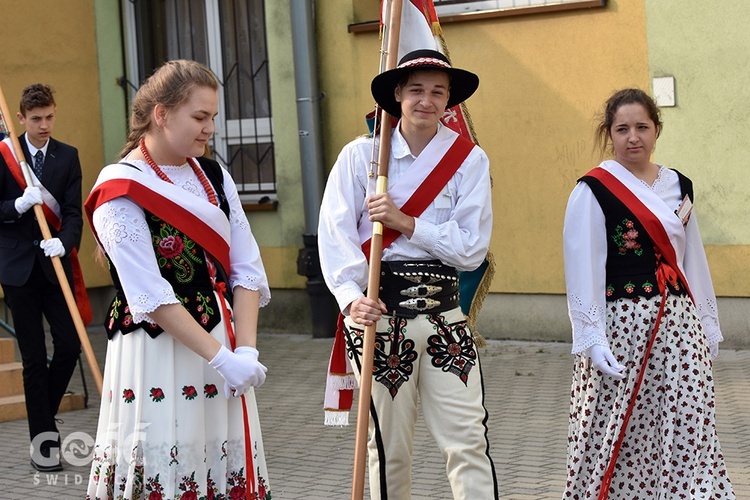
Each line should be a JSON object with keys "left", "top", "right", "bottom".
{"left": 211, "top": 270, "right": 257, "bottom": 499}
{"left": 361, "top": 136, "right": 475, "bottom": 260}
{"left": 0, "top": 140, "right": 28, "bottom": 191}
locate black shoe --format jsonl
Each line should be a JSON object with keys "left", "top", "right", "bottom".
{"left": 30, "top": 457, "right": 63, "bottom": 472}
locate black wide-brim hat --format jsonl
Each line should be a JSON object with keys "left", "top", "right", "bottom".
{"left": 370, "top": 49, "right": 479, "bottom": 118}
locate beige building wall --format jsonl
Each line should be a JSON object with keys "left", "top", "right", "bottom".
{"left": 3, "top": 1, "right": 745, "bottom": 344}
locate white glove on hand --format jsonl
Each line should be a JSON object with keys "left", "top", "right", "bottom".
{"left": 588, "top": 344, "right": 625, "bottom": 379}
{"left": 209, "top": 345, "right": 267, "bottom": 399}
{"left": 14, "top": 186, "right": 43, "bottom": 215}
{"left": 233, "top": 346, "right": 267, "bottom": 393}
{"left": 40, "top": 238, "right": 65, "bottom": 258}
{"left": 710, "top": 343, "right": 719, "bottom": 360}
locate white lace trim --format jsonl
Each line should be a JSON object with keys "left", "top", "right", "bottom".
{"left": 569, "top": 310, "right": 608, "bottom": 354}
{"left": 130, "top": 286, "right": 180, "bottom": 324}
{"left": 132, "top": 160, "right": 210, "bottom": 202}
{"left": 233, "top": 276, "right": 271, "bottom": 308}
{"left": 696, "top": 297, "right": 723, "bottom": 346}
{"left": 230, "top": 203, "right": 250, "bottom": 232}
{"left": 638, "top": 165, "right": 669, "bottom": 193}
{"left": 567, "top": 294, "right": 608, "bottom": 354}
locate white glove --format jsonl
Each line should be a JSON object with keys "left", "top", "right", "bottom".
{"left": 209, "top": 345, "right": 266, "bottom": 399}
{"left": 234, "top": 346, "right": 267, "bottom": 392}
{"left": 14, "top": 186, "right": 43, "bottom": 215}
{"left": 40, "top": 238, "right": 65, "bottom": 258}
{"left": 588, "top": 344, "right": 625, "bottom": 379}
{"left": 710, "top": 343, "right": 719, "bottom": 360}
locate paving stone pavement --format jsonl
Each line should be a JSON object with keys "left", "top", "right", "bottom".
{"left": 0, "top": 329, "right": 748, "bottom": 499}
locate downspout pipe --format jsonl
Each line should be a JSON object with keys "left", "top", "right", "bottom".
{"left": 291, "top": 0, "right": 338, "bottom": 337}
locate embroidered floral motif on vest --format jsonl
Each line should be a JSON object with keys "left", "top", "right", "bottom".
{"left": 104, "top": 213, "right": 224, "bottom": 339}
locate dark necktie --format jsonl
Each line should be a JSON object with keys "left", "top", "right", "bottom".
{"left": 33, "top": 150, "right": 44, "bottom": 179}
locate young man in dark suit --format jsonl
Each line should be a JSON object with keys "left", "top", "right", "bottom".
{"left": 0, "top": 83, "right": 83, "bottom": 472}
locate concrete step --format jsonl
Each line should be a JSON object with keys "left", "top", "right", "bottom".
{"left": 0, "top": 361, "right": 23, "bottom": 397}
{"left": 0, "top": 338, "right": 16, "bottom": 364}
{"left": 0, "top": 392, "right": 86, "bottom": 423}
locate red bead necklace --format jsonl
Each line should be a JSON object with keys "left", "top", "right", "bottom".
{"left": 139, "top": 138, "right": 218, "bottom": 206}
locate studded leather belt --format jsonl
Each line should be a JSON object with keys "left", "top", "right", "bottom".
{"left": 377, "top": 260, "right": 459, "bottom": 318}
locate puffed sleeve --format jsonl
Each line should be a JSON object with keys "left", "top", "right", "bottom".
{"left": 318, "top": 139, "right": 371, "bottom": 313}
{"left": 222, "top": 168, "right": 271, "bottom": 307}
{"left": 92, "top": 197, "right": 180, "bottom": 324}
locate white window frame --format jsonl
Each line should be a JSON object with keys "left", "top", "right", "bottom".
{"left": 433, "top": 0, "right": 604, "bottom": 16}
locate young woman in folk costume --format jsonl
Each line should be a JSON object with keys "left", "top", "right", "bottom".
{"left": 85, "top": 60, "right": 272, "bottom": 500}
{"left": 562, "top": 88, "right": 734, "bottom": 499}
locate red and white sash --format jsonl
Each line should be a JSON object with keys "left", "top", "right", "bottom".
{"left": 588, "top": 160, "right": 692, "bottom": 298}
{"left": 84, "top": 163, "right": 231, "bottom": 273}
{"left": 0, "top": 138, "right": 92, "bottom": 325}
{"left": 358, "top": 130, "right": 474, "bottom": 259}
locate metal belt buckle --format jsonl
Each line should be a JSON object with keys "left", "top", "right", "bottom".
{"left": 400, "top": 284, "right": 442, "bottom": 298}
{"left": 399, "top": 297, "right": 441, "bottom": 311}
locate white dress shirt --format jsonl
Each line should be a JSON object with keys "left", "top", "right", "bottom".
{"left": 318, "top": 122, "right": 493, "bottom": 313}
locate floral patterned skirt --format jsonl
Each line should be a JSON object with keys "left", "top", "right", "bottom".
{"left": 87, "top": 314, "right": 271, "bottom": 499}
{"left": 564, "top": 294, "right": 734, "bottom": 499}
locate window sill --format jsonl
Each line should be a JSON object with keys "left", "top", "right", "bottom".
{"left": 348, "top": 0, "right": 606, "bottom": 33}
{"left": 241, "top": 195, "right": 279, "bottom": 212}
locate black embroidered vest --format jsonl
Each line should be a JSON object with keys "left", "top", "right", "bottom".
{"left": 579, "top": 169, "right": 693, "bottom": 302}
{"left": 103, "top": 156, "right": 232, "bottom": 339}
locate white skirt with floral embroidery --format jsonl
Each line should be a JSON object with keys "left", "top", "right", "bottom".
{"left": 86, "top": 315, "right": 271, "bottom": 499}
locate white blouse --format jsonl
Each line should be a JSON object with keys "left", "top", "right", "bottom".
{"left": 318, "top": 123, "right": 493, "bottom": 313}
{"left": 563, "top": 161, "right": 722, "bottom": 354}
{"left": 91, "top": 159, "right": 270, "bottom": 325}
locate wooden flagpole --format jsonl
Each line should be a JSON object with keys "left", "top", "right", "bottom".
{"left": 0, "top": 84, "right": 103, "bottom": 395}
{"left": 351, "top": 0, "right": 403, "bottom": 498}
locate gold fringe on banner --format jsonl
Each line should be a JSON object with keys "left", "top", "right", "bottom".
{"left": 468, "top": 250, "right": 496, "bottom": 348}
{"left": 432, "top": 21, "right": 443, "bottom": 36}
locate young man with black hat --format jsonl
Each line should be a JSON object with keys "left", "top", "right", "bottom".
{"left": 319, "top": 49, "right": 497, "bottom": 499}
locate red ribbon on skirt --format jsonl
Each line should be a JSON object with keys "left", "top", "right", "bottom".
{"left": 598, "top": 252, "right": 680, "bottom": 500}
